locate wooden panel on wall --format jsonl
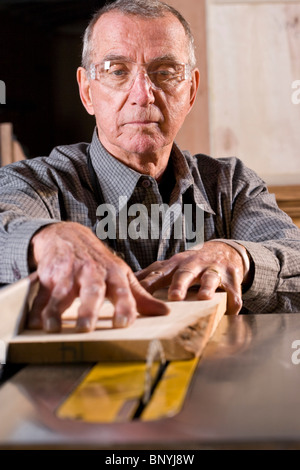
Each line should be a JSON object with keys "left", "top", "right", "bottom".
{"left": 167, "top": 0, "right": 210, "bottom": 156}
{"left": 268, "top": 185, "right": 300, "bottom": 227}
{"left": 207, "top": 0, "right": 300, "bottom": 185}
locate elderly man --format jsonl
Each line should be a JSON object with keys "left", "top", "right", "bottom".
{"left": 0, "top": 0, "right": 300, "bottom": 333}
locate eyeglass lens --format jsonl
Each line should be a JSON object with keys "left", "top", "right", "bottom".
{"left": 91, "top": 60, "right": 188, "bottom": 91}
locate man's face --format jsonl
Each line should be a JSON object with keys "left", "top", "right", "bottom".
{"left": 78, "top": 11, "right": 199, "bottom": 161}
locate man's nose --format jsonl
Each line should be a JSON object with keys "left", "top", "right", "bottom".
{"left": 129, "top": 72, "right": 155, "bottom": 106}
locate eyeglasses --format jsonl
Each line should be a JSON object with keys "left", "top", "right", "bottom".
{"left": 88, "top": 59, "right": 191, "bottom": 92}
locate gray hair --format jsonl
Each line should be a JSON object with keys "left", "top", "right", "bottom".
{"left": 81, "top": 0, "right": 196, "bottom": 70}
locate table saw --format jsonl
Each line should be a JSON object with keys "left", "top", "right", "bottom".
{"left": 1, "top": 311, "right": 300, "bottom": 450}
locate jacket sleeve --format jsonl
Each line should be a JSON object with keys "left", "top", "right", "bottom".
{"left": 0, "top": 161, "right": 61, "bottom": 284}
{"left": 228, "top": 159, "right": 300, "bottom": 313}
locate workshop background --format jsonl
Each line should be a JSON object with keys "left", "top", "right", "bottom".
{"left": 0, "top": 0, "right": 300, "bottom": 186}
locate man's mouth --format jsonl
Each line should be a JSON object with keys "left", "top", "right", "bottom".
{"left": 125, "top": 121, "right": 158, "bottom": 125}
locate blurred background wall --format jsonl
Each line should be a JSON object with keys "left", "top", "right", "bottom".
{"left": 1, "top": 0, "right": 300, "bottom": 186}
{"left": 169, "top": 0, "right": 300, "bottom": 185}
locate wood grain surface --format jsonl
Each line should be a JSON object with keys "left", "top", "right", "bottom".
{"left": 1, "top": 277, "right": 227, "bottom": 364}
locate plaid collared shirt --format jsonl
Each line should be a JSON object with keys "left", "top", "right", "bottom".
{"left": 89, "top": 130, "right": 208, "bottom": 270}
{"left": 1, "top": 128, "right": 300, "bottom": 313}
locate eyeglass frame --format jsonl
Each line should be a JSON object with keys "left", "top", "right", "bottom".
{"left": 87, "top": 58, "right": 192, "bottom": 92}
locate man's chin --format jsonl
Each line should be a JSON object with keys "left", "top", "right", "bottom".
{"left": 121, "top": 135, "right": 166, "bottom": 156}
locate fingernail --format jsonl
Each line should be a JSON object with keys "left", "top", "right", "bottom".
{"left": 76, "top": 318, "right": 92, "bottom": 332}
{"left": 168, "top": 289, "right": 184, "bottom": 301}
{"left": 45, "top": 317, "right": 61, "bottom": 333}
{"left": 114, "top": 315, "right": 129, "bottom": 329}
{"left": 156, "top": 302, "right": 170, "bottom": 315}
{"left": 201, "top": 288, "right": 210, "bottom": 294}
{"left": 199, "top": 289, "right": 213, "bottom": 299}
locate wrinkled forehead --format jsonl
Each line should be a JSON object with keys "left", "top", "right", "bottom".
{"left": 91, "top": 11, "right": 189, "bottom": 64}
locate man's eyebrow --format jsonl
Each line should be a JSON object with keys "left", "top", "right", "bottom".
{"left": 102, "top": 54, "right": 131, "bottom": 62}
{"left": 101, "top": 54, "right": 182, "bottom": 63}
{"left": 151, "top": 54, "right": 181, "bottom": 63}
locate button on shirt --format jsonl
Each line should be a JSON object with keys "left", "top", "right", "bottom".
{"left": 141, "top": 178, "right": 151, "bottom": 188}
{"left": 0, "top": 128, "right": 300, "bottom": 313}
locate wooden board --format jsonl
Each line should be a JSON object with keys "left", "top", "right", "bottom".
{"left": 0, "top": 276, "right": 226, "bottom": 364}
{"left": 0, "top": 276, "right": 34, "bottom": 364}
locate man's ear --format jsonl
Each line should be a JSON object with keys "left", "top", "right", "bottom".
{"left": 77, "top": 67, "right": 95, "bottom": 116}
{"left": 189, "top": 67, "right": 200, "bottom": 110}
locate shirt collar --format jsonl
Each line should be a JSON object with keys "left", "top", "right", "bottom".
{"left": 89, "top": 128, "right": 141, "bottom": 212}
{"left": 171, "top": 142, "right": 215, "bottom": 215}
{"left": 89, "top": 128, "right": 215, "bottom": 215}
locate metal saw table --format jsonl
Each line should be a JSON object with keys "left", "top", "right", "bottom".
{"left": 1, "top": 313, "right": 300, "bottom": 450}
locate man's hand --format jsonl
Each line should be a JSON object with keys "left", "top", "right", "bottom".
{"left": 28, "top": 222, "right": 169, "bottom": 333}
{"left": 136, "top": 241, "right": 247, "bottom": 315}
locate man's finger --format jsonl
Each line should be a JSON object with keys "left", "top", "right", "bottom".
{"left": 224, "top": 280, "right": 243, "bottom": 315}
{"left": 128, "top": 273, "right": 170, "bottom": 316}
{"left": 27, "top": 282, "right": 51, "bottom": 329}
{"left": 168, "top": 268, "right": 197, "bottom": 301}
{"left": 135, "top": 259, "right": 178, "bottom": 283}
{"left": 197, "top": 268, "right": 222, "bottom": 300}
{"left": 138, "top": 264, "right": 177, "bottom": 293}
{"left": 41, "top": 277, "right": 77, "bottom": 332}
{"left": 105, "top": 273, "right": 139, "bottom": 328}
{"left": 77, "top": 280, "right": 106, "bottom": 332}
